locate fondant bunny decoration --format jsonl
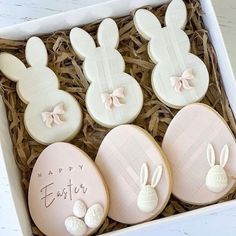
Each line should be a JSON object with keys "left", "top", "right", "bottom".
{"left": 70, "top": 18, "right": 143, "bottom": 128}
{"left": 0, "top": 37, "right": 82, "bottom": 144}
{"left": 205, "top": 144, "right": 229, "bottom": 193}
{"left": 134, "top": 0, "right": 209, "bottom": 109}
{"left": 137, "top": 163, "right": 163, "bottom": 213}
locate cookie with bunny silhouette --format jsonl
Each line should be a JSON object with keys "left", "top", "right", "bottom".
{"left": 162, "top": 103, "right": 236, "bottom": 205}
{"left": 0, "top": 37, "right": 82, "bottom": 144}
{"left": 134, "top": 0, "right": 209, "bottom": 109}
{"left": 95, "top": 125, "right": 172, "bottom": 224}
{"left": 70, "top": 18, "right": 143, "bottom": 128}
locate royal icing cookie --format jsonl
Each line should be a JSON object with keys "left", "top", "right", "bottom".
{"left": 0, "top": 37, "right": 82, "bottom": 145}
{"left": 162, "top": 103, "right": 236, "bottom": 205}
{"left": 95, "top": 125, "right": 172, "bottom": 224}
{"left": 134, "top": 0, "right": 209, "bottom": 109}
{"left": 28, "top": 142, "right": 109, "bottom": 236}
{"left": 70, "top": 18, "right": 143, "bottom": 128}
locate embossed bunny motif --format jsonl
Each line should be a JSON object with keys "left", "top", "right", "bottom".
{"left": 134, "top": 0, "right": 209, "bottom": 109}
{"left": 70, "top": 18, "right": 143, "bottom": 128}
{"left": 0, "top": 37, "right": 82, "bottom": 144}
{"left": 206, "top": 144, "right": 229, "bottom": 193}
{"left": 137, "top": 163, "right": 163, "bottom": 213}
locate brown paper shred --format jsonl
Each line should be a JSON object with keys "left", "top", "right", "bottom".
{"left": 0, "top": 0, "right": 236, "bottom": 235}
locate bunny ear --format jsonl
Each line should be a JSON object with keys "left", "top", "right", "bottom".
{"left": 151, "top": 165, "right": 163, "bottom": 188}
{"left": 134, "top": 9, "right": 161, "bottom": 40}
{"left": 97, "top": 18, "right": 119, "bottom": 48}
{"left": 70, "top": 27, "right": 96, "bottom": 60}
{"left": 25, "top": 37, "right": 48, "bottom": 67}
{"left": 140, "top": 163, "right": 148, "bottom": 187}
{"left": 220, "top": 145, "right": 229, "bottom": 168}
{"left": 0, "top": 53, "right": 26, "bottom": 81}
{"left": 165, "top": 0, "right": 187, "bottom": 29}
{"left": 207, "top": 144, "right": 215, "bottom": 167}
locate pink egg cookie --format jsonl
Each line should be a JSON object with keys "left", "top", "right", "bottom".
{"left": 95, "top": 125, "right": 172, "bottom": 224}
{"left": 162, "top": 103, "right": 236, "bottom": 205}
{"left": 28, "top": 142, "right": 109, "bottom": 236}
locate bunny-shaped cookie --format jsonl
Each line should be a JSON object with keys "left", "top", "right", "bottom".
{"left": 70, "top": 18, "right": 143, "bottom": 128}
{"left": 206, "top": 144, "right": 229, "bottom": 193}
{"left": 137, "top": 163, "right": 163, "bottom": 213}
{"left": 0, "top": 37, "right": 82, "bottom": 144}
{"left": 134, "top": 0, "right": 209, "bottom": 109}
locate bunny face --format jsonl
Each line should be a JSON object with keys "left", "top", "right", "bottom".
{"left": 70, "top": 18, "right": 143, "bottom": 128}
{"left": 17, "top": 67, "right": 59, "bottom": 103}
{"left": 0, "top": 37, "right": 82, "bottom": 144}
{"left": 137, "top": 163, "right": 163, "bottom": 213}
{"left": 134, "top": 0, "right": 209, "bottom": 109}
{"left": 0, "top": 37, "right": 59, "bottom": 103}
{"left": 83, "top": 47, "right": 125, "bottom": 83}
{"left": 205, "top": 144, "right": 229, "bottom": 193}
{"left": 148, "top": 28, "right": 190, "bottom": 64}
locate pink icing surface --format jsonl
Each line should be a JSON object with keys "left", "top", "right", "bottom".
{"left": 28, "top": 142, "right": 108, "bottom": 236}
{"left": 162, "top": 103, "right": 236, "bottom": 205}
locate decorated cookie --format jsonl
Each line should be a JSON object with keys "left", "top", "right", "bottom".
{"left": 28, "top": 142, "right": 109, "bottom": 236}
{"left": 70, "top": 18, "right": 143, "bottom": 128}
{"left": 0, "top": 37, "right": 82, "bottom": 144}
{"left": 95, "top": 125, "right": 171, "bottom": 224}
{"left": 134, "top": 0, "right": 209, "bottom": 109}
{"left": 162, "top": 103, "right": 236, "bottom": 205}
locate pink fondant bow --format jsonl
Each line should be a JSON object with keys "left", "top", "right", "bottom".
{"left": 41, "top": 103, "right": 65, "bottom": 128}
{"left": 170, "top": 69, "right": 194, "bottom": 92}
{"left": 101, "top": 87, "right": 125, "bottom": 111}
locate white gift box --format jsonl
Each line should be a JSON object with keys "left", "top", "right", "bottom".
{"left": 0, "top": 0, "right": 236, "bottom": 235}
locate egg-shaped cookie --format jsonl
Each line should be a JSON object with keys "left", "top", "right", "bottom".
{"left": 95, "top": 125, "right": 172, "bottom": 224}
{"left": 162, "top": 103, "right": 236, "bottom": 205}
{"left": 28, "top": 142, "right": 109, "bottom": 236}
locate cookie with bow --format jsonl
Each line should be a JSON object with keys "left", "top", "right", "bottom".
{"left": 0, "top": 37, "right": 82, "bottom": 144}
{"left": 70, "top": 18, "right": 143, "bottom": 128}
{"left": 134, "top": 0, "right": 209, "bottom": 108}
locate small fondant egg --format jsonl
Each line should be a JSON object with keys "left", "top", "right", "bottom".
{"left": 84, "top": 204, "right": 104, "bottom": 228}
{"left": 65, "top": 216, "right": 87, "bottom": 236}
{"left": 206, "top": 165, "right": 228, "bottom": 193}
{"left": 73, "top": 200, "right": 87, "bottom": 218}
{"left": 95, "top": 125, "right": 172, "bottom": 224}
{"left": 137, "top": 185, "right": 158, "bottom": 213}
{"left": 28, "top": 142, "right": 109, "bottom": 236}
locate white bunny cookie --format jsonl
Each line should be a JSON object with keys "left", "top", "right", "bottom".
{"left": 70, "top": 18, "right": 143, "bottom": 128}
{"left": 134, "top": 0, "right": 209, "bottom": 109}
{"left": 0, "top": 37, "right": 82, "bottom": 144}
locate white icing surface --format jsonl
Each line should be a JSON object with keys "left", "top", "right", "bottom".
{"left": 70, "top": 18, "right": 143, "bottom": 127}
{"left": 0, "top": 37, "right": 82, "bottom": 144}
{"left": 134, "top": 0, "right": 209, "bottom": 109}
